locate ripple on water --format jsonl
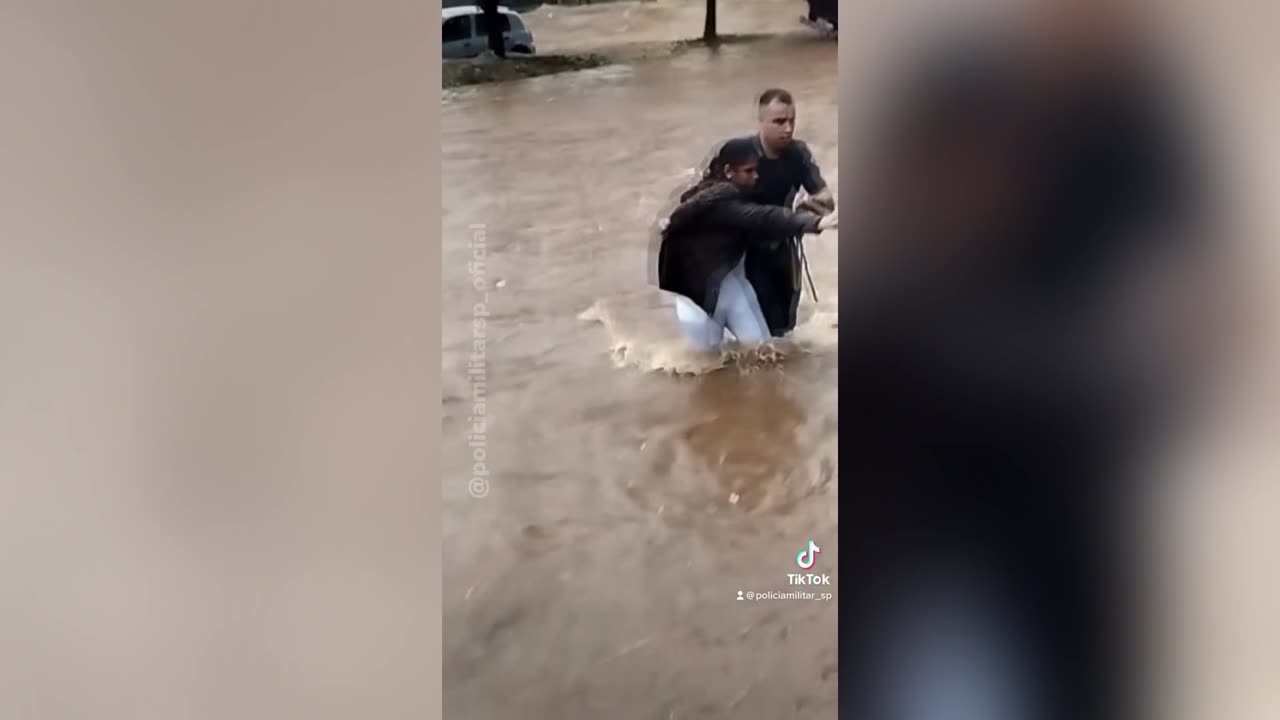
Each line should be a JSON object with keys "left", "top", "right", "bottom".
{"left": 614, "top": 368, "right": 836, "bottom": 530}
{"left": 574, "top": 288, "right": 837, "bottom": 526}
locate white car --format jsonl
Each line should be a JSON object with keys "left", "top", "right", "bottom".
{"left": 442, "top": 5, "right": 536, "bottom": 59}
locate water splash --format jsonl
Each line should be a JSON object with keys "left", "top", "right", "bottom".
{"left": 578, "top": 289, "right": 837, "bottom": 376}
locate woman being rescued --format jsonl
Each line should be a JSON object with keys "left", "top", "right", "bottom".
{"left": 656, "top": 137, "right": 838, "bottom": 352}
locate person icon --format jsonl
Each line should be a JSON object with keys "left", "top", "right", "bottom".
{"left": 737, "top": 591, "right": 745, "bottom": 601}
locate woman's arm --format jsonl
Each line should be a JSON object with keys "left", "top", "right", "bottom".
{"left": 707, "top": 198, "right": 824, "bottom": 237}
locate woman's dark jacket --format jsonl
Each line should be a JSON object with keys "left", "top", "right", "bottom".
{"left": 657, "top": 182, "right": 822, "bottom": 315}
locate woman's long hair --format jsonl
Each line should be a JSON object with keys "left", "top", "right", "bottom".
{"left": 679, "top": 137, "right": 758, "bottom": 203}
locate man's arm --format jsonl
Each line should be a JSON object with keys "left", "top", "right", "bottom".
{"left": 798, "top": 192, "right": 835, "bottom": 215}
{"left": 794, "top": 140, "right": 835, "bottom": 214}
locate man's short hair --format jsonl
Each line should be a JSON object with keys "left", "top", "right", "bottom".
{"left": 758, "top": 88, "right": 794, "bottom": 108}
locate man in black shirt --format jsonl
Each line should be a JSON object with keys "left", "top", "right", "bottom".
{"left": 738, "top": 88, "right": 835, "bottom": 337}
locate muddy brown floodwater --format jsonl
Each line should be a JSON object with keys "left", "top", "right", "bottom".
{"left": 441, "top": 24, "right": 840, "bottom": 720}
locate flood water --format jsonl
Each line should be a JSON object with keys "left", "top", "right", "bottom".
{"left": 442, "top": 31, "right": 840, "bottom": 720}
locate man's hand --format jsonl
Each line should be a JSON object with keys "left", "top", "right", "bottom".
{"left": 798, "top": 189, "right": 835, "bottom": 216}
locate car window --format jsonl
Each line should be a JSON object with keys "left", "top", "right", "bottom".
{"left": 475, "top": 12, "right": 512, "bottom": 35}
{"left": 506, "top": 15, "right": 526, "bottom": 32}
{"left": 442, "top": 16, "right": 470, "bottom": 43}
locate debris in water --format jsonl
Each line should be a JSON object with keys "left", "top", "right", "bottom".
{"left": 727, "top": 682, "right": 757, "bottom": 711}
{"left": 495, "top": 278, "right": 507, "bottom": 288}
{"left": 604, "top": 637, "right": 653, "bottom": 663}
{"left": 728, "top": 492, "right": 740, "bottom": 505}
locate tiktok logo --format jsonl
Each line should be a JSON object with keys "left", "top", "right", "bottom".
{"left": 796, "top": 540, "right": 821, "bottom": 570}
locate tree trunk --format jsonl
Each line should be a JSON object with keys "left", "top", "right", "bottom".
{"left": 481, "top": 0, "right": 506, "bottom": 58}
{"left": 703, "top": 0, "right": 716, "bottom": 42}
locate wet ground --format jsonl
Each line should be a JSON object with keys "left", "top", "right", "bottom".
{"left": 441, "top": 3, "right": 839, "bottom": 717}
{"left": 522, "top": 0, "right": 811, "bottom": 54}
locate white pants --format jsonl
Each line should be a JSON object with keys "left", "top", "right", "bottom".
{"left": 674, "top": 256, "right": 772, "bottom": 351}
